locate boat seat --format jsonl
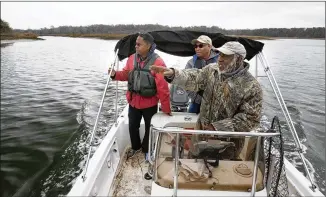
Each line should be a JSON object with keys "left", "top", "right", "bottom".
{"left": 155, "top": 158, "right": 264, "bottom": 192}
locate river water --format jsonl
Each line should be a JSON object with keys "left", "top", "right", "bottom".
{"left": 1, "top": 37, "right": 325, "bottom": 196}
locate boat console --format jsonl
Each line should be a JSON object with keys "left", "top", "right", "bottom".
{"left": 149, "top": 112, "right": 265, "bottom": 193}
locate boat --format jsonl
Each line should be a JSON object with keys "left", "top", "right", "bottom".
{"left": 67, "top": 31, "right": 324, "bottom": 197}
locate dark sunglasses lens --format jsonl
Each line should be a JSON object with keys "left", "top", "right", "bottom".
{"left": 194, "top": 44, "right": 204, "bottom": 48}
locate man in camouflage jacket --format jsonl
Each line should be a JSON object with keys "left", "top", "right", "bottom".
{"left": 150, "top": 41, "right": 263, "bottom": 159}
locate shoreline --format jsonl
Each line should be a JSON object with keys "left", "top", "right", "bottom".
{"left": 1, "top": 33, "right": 323, "bottom": 42}
{"left": 39, "top": 34, "right": 324, "bottom": 41}
{"left": 44, "top": 34, "right": 274, "bottom": 40}
{"left": 40, "top": 33, "right": 129, "bottom": 40}
{"left": 0, "top": 42, "right": 14, "bottom": 47}
{"left": 1, "top": 33, "right": 45, "bottom": 41}
{"left": 270, "top": 37, "right": 324, "bottom": 40}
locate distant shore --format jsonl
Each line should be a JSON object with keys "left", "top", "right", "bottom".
{"left": 229, "top": 35, "right": 275, "bottom": 40}
{"left": 41, "top": 33, "right": 276, "bottom": 40}
{"left": 42, "top": 33, "right": 129, "bottom": 40}
{"left": 39, "top": 34, "right": 325, "bottom": 40}
{"left": 0, "top": 42, "right": 14, "bottom": 47}
{"left": 1, "top": 33, "right": 323, "bottom": 44}
{"left": 1, "top": 32, "right": 45, "bottom": 41}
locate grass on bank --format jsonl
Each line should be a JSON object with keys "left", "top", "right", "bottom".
{"left": 0, "top": 32, "right": 276, "bottom": 41}
{"left": 2, "top": 32, "right": 322, "bottom": 41}
{"left": 1, "top": 32, "right": 44, "bottom": 40}
{"left": 45, "top": 33, "right": 129, "bottom": 40}
{"left": 45, "top": 33, "right": 276, "bottom": 40}
{"left": 230, "top": 35, "right": 275, "bottom": 40}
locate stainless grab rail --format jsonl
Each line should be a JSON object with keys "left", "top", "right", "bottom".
{"left": 251, "top": 136, "right": 261, "bottom": 197}
{"left": 173, "top": 133, "right": 180, "bottom": 197}
{"left": 255, "top": 55, "right": 258, "bottom": 78}
{"left": 151, "top": 127, "right": 280, "bottom": 137}
{"left": 257, "top": 52, "right": 317, "bottom": 191}
{"left": 81, "top": 49, "right": 119, "bottom": 181}
{"left": 148, "top": 126, "right": 280, "bottom": 197}
{"left": 114, "top": 52, "right": 120, "bottom": 126}
{"left": 148, "top": 126, "right": 280, "bottom": 165}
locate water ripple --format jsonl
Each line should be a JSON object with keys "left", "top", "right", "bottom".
{"left": 1, "top": 37, "right": 324, "bottom": 197}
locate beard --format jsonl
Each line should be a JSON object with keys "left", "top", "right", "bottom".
{"left": 218, "top": 54, "right": 244, "bottom": 75}
{"left": 217, "top": 65, "right": 227, "bottom": 74}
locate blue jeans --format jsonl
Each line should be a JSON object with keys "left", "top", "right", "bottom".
{"left": 188, "top": 102, "right": 201, "bottom": 114}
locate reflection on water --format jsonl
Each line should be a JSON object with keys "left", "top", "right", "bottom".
{"left": 1, "top": 37, "right": 325, "bottom": 196}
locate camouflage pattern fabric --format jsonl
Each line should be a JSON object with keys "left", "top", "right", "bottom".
{"left": 185, "top": 50, "right": 218, "bottom": 105}
{"left": 170, "top": 61, "right": 263, "bottom": 158}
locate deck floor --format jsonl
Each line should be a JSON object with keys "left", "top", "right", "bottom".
{"left": 112, "top": 150, "right": 152, "bottom": 196}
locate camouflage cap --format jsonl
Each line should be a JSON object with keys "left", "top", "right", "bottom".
{"left": 215, "top": 41, "right": 246, "bottom": 58}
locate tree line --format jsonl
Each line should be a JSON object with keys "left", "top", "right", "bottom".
{"left": 6, "top": 21, "right": 326, "bottom": 38}
{"left": 1, "top": 19, "right": 12, "bottom": 33}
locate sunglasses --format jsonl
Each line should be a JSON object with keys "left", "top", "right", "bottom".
{"left": 219, "top": 52, "right": 235, "bottom": 58}
{"left": 194, "top": 44, "right": 206, "bottom": 49}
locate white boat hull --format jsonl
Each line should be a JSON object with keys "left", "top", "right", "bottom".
{"left": 67, "top": 105, "right": 324, "bottom": 197}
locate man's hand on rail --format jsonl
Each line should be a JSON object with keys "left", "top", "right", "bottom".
{"left": 202, "top": 124, "right": 215, "bottom": 131}
{"left": 108, "top": 67, "right": 116, "bottom": 77}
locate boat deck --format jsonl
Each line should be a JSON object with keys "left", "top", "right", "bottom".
{"left": 112, "top": 150, "right": 152, "bottom": 196}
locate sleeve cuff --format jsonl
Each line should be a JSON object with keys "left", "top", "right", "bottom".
{"left": 164, "top": 68, "right": 175, "bottom": 83}
{"left": 211, "top": 119, "right": 235, "bottom": 131}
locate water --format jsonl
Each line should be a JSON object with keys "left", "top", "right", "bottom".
{"left": 1, "top": 37, "right": 325, "bottom": 196}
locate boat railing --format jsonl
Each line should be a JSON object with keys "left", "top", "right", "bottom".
{"left": 256, "top": 52, "right": 317, "bottom": 191}
{"left": 148, "top": 126, "right": 280, "bottom": 197}
{"left": 147, "top": 51, "right": 318, "bottom": 196}
{"left": 79, "top": 44, "right": 317, "bottom": 194}
{"left": 81, "top": 49, "right": 120, "bottom": 182}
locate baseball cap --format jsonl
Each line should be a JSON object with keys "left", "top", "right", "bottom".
{"left": 191, "top": 35, "right": 212, "bottom": 45}
{"left": 215, "top": 41, "right": 246, "bottom": 58}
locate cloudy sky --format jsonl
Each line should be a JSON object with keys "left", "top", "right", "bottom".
{"left": 1, "top": 2, "right": 325, "bottom": 30}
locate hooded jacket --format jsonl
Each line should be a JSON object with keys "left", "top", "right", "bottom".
{"left": 166, "top": 62, "right": 263, "bottom": 157}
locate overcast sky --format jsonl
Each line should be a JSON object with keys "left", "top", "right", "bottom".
{"left": 1, "top": 2, "right": 325, "bottom": 30}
